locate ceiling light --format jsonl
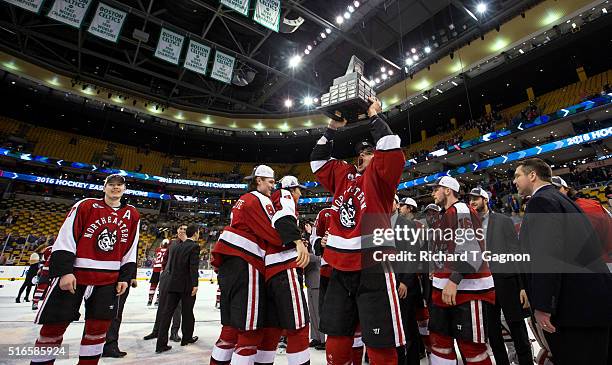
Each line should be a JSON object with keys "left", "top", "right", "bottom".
{"left": 412, "top": 54, "right": 419, "bottom": 61}
{"left": 388, "top": 70, "right": 394, "bottom": 76}
{"left": 519, "top": 48, "right": 524, "bottom": 54}
{"left": 476, "top": 2, "right": 487, "bottom": 13}
{"left": 348, "top": 5, "right": 354, "bottom": 12}
{"left": 343, "top": 12, "right": 351, "bottom": 19}
{"left": 353, "top": 1, "right": 360, "bottom": 8}
{"left": 451, "top": 81, "right": 458, "bottom": 86}
{"left": 303, "top": 96, "right": 313, "bottom": 106}
{"left": 411, "top": 48, "right": 417, "bottom": 54}
{"left": 436, "top": 88, "right": 443, "bottom": 93}
{"left": 602, "top": 8, "right": 607, "bottom": 13}
{"left": 369, "top": 79, "right": 375, "bottom": 86}
{"left": 571, "top": 22, "right": 577, "bottom": 28}
{"left": 405, "top": 58, "right": 414, "bottom": 66}
{"left": 288, "top": 55, "right": 302, "bottom": 68}
{"left": 423, "top": 95, "right": 429, "bottom": 100}
{"left": 284, "top": 99, "right": 293, "bottom": 108}
{"left": 336, "top": 15, "right": 344, "bottom": 24}
{"left": 325, "top": 28, "right": 332, "bottom": 34}
{"left": 381, "top": 73, "right": 388, "bottom": 80}
{"left": 304, "top": 49, "right": 310, "bottom": 55}
{"left": 307, "top": 45, "right": 312, "bottom": 51}
{"left": 424, "top": 46, "right": 431, "bottom": 53}
{"left": 380, "top": 66, "right": 386, "bottom": 72}
{"left": 320, "top": 32, "right": 326, "bottom": 39}
{"left": 313, "top": 97, "right": 319, "bottom": 103}
{"left": 375, "top": 77, "right": 380, "bottom": 84}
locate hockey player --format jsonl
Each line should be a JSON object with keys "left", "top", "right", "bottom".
{"left": 148, "top": 239, "right": 169, "bottom": 305}
{"left": 32, "top": 244, "right": 53, "bottom": 310}
{"left": 255, "top": 175, "right": 311, "bottom": 365}
{"left": 210, "top": 165, "right": 307, "bottom": 365}
{"left": 310, "top": 96, "right": 406, "bottom": 364}
{"left": 31, "top": 174, "right": 140, "bottom": 365}
{"left": 427, "top": 176, "right": 495, "bottom": 365}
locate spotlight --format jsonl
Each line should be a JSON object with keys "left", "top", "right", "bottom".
{"left": 518, "top": 48, "right": 524, "bottom": 54}
{"left": 284, "top": 99, "right": 293, "bottom": 108}
{"left": 304, "top": 49, "right": 310, "bottom": 55}
{"left": 313, "top": 97, "right": 319, "bottom": 103}
{"left": 411, "top": 47, "right": 417, "bottom": 54}
{"left": 603, "top": 8, "right": 607, "bottom": 14}
{"left": 571, "top": 22, "right": 577, "bottom": 28}
{"left": 325, "top": 28, "right": 332, "bottom": 34}
{"left": 375, "top": 77, "right": 380, "bottom": 84}
{"left": 412, "top": 54, "right": 419, "bottom": 61}
{"left": 369, "top": 79, "right": 375, "bottom": 86}
{"left": 289, "top": 55, "right": 302, "bottom": 68}
{"left": 353, "top": 1, "right": 360, "bottom": 7}
{"left": 343, "top": 12, "right": 350, "bottom": 19}
{"left": 382, "top": 73, "right": 388, "bottom": 80}
{"left": 424, "top": 46, "right": 431, "bottom": 53}
{"left": 388, "top": 69, "right": 394, "bottom": 76}
{"left": 307, "top": 45, "right": 312, "bottom": 50}
{"left": 476, "top": 3, "right": 487, "bottom": 13}
{"left": 405, "top": 58, "right": 414, "bottom": 66}
{"left": 380, "top": 66, "right": 386, "bottom": 72}
{"left": 348, "top": 5, "right": 354, "bottom": 12}
{"left": 320, "top": 32, "right": 326, "bottom": 39}
{"left": 436, "top": 88, "right": 443, "bottom": 93}
{"left": 451, "top": 81, "right": 458, "bottom": 86}
{"left": 336, "top": 15, "right": 344, "bottom": 24}
{"left": 303, "top": 96, "right": 313, "bottom": 106}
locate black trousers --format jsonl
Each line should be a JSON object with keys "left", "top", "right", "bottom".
{"left": 156, "top": 290, "right": 196, "bottom": 349}
{"left": 104, "top": 286, "right": 129, "bottom": 353}
{"left": 487, "top": 301, "right": 532, "bottom": 365}
{"left": 545, "top": 326, "right": 610, "bottom": 365}
{"left": 152, "top": 295, "right": 181, "bottom": 335}
{"left": 17, "top": 282, "right": 34, "bottom": 300}
{"left": 396, "top": 297, "right": 420, "bottom": 365}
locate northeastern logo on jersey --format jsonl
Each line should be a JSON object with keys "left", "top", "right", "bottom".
{"left": 97, "top": 228, "right": 117, "bottom": 252}
{"left": 339, "top": 197, "right": 357, "bottom": 228}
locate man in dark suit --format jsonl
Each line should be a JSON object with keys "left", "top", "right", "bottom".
{"left": 513, "top": 158, "right": 612, "bottom": 365}
{"left": 155, "top": 224, "right": 201, "bottom": 353}
{"left": 468, "top": 187, "right": 532, "bottom": 365}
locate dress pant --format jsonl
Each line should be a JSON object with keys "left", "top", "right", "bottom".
{"left": 156, "top": 290, "right": 196, "bottom": 349}
{"left": 152, "top": 300, "right": 181, "bottom": 335}
{"left": 487, "top": 301, "right": 532, "bottom": 365}
{"left": 104, "top": 286, "right": 129, "bottom": 353}
{"left": 396, "top": 296, "right": 420, "bottom": 365}
{"left": 545, "top": 326, "right": 610, "bottom": 365}
{"left": 307, "top": 286, "right": 325, "bottom": 343}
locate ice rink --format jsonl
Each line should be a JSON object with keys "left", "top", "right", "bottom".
{"left": 0, "top": 278, "right": 541, "bottom": 364}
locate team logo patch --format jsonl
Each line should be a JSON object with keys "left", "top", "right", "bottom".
{"left": 92, "top": 203, "right": 104, "bottom": 209}
{"left": 339, "top": 197, "right": 357, "bottom": 228}
{"left": 97, "top": 228, "right": 117, "bottom": 252}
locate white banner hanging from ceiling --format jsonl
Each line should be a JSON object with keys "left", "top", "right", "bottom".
{"left": 183, "top": 40, "right": 212, "bottom": 76}
{"left": 210, "top": 50, "right": 235, "bottom": 84}
{"left": 253, "top": 0, "right": 281, "bottom": 32}
{"left": 154, "top": 28, "right": 185, "bottom": 65}
{"left": 220, "top": 0, "right": 250, "bottom": 16}
{"left": 2, "top": 0, "right": 45, "bottom": 13}
{"left": 47, "top": 0, "right": 93, "bottom": 28}
{"left": 87, "top": 2, "right": 127, "bottom": 43}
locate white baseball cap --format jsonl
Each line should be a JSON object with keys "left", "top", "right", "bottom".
{"left": 551, "top": 176, "right": 568, "bottom": 188}
{"left": 468, "top": 187, "right": 490, "bottom": 200}
{"left": 245, "top": 165, "right": 275, "bottom": 180}
{"left": 400, "top": 197, "right": 418, "bottom": 208}
{"left": 427, "top": 176, "right": 460, "bottom": 193}
{"left": 424, "top": 203, "right": 441, "bottom": 212}
{"left": 394, "top": 194, "right": 400, "bottom": 203}
{"left": 280, "top": 175, "right": 306, "bottom": 189}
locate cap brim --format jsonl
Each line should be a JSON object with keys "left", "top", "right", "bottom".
{"left": 426, "top": 182, "right": 440, "bottom": 187}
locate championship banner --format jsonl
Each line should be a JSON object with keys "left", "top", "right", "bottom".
{"left": 210, "top": 50, "right": 235, "bottom": 84}
{"left": 47, "top": 0, "right": 93, "bottom": 28}
{"left": 154, "top": 28, "right": 185, "bottom": 65}
{"left": 253, "top": 0, "right": 281, "bottom": 32}
{"left": 87, "top": 2, "right": 127, "bottom": 43}
{"left": 220, "top": 0, "right": 249, "bottom": 16}
{"left": 2, "top": 0, "right": 45, "bottom": 13}
{"left": 183, "top": 40, "right": 211, "bottom": 76}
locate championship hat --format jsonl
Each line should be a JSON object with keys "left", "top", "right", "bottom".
{"left": 400, "top": 197, "right": 418, "bottom": 208}
{"left": 468, "top": 187, "right": 490, "bottom": 200}
{"left": 245, "top": 165, "right": 275, "bottom": 180}
{"left": 280, "top": 175, "right": 306, "bottom": 189}
{"left": 427, "top": 176, "right": 460, "bottom": 193}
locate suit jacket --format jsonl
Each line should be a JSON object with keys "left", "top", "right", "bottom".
{"left": 163, "top": 239, "right": 200, "bottom": 294}
{"left": 519, "top": 185, "right": 612, "bottom": 326}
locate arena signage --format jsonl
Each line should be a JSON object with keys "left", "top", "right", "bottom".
{"left": 154, "top": 28, "right": 185, "bottom": 65}
{"left": 253, "top": 0, "right": 281, "bottom": 32}
{"left": 183, "top": 40, "right": 212, "bottom": 76}
{"left": 47, "top": 0, "right": 93, "bottom": 28}
{"left": 220, "top": 0, "right": 250, "bottom": 16}
{"left": 2, "top": 0, "right": 44, "bottom": 13}
{"left": 210, "top": 50, "right": 235, "bottom": 84}
{"left": 87, "top": 2, "right": 127, "bottom": 43}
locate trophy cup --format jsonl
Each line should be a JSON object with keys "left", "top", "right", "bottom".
{"left": 318, "top": 55, "right": 376, "bottom": 122}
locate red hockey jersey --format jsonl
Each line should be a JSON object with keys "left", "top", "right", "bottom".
{"left": 153, "top": 246, "right": 168, "bottom": 273}
{"left": 37, "top": 246, "right": 53, "bottom": 279}
{"left": 574, "top": 198, "right": 612, "bottom": 266}
{"left": 310, "top": 116, "right": 405, "bottom": 271}
{"left": 50, "top": 198, "right": 140, "bottom": 286}
{"left": 211, "top": 191, "right": 282, "bottom": 273}
{"left": 310, "top": 207, "right": 334, "bottom": 278}
{"left": 265, "top": 188, "right": 301, "bottom": 281}
{"left": 431, "top": 201, "right": 495, "bottom": 307}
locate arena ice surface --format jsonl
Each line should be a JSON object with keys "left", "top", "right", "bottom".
{"left": 0, "top": 279, "right": 539, "bottom": 364}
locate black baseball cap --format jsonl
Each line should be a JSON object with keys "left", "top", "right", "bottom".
{"left": 355, "top": 141, "right": 374, "bottom": 155}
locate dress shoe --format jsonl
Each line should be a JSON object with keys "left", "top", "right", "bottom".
{"left": 143, "top": 332, "right": 158, "bottom": 340}
{"left": 309, "top": 340, "right": 322, "bottom": 348}
{"left": 315, "top": 342, "right": 326, "bottom": 350}
{"left": 15, "top": 298, "right": 20, "bottom": 303}
{"left": 170, "top": 333, "right": 182, "bottom": 342}
{"left": 102, "top": 350, "right": 127, "bottom": 358}
{"left": 24, "top": 298, "right": 30, "bottom": 302}
{"left": 181, "top": 336, "right": 198, "bottom": 346}
{"left": 155, "top": 345, "right": 172, "bottom": 354}
{"left": 147, "top": 300, "right": 152, "bottom": 306}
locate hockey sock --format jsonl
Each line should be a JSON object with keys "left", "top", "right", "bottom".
{"left": 32, "top": 282, "right": 49, "bottom": 306}
{"left": 30, "top": 322, "right": 70, "bottom": 365}
{"left": 286, "top": 325, "right": 310, "bottom": 365}
{"left": 210, "top": 325, "right": 238, "bottom": 365}
{"left": 254, "top": 327, "right": 282, "bottom": 365}
{"left": 457, "top": 339, "right": 492, "bottom": 365}
{"left": 231, "top": 329, "right": 263, "bottom": 365}
{"left": 77, "top": 319, "right": 111, "bottom": 365}
{"left": 366, "top": 347, "right": 397, "bottom": 365}
{"left": 429, "top": 332, "right": 457, "bottom": 365}
{"left": 326, "top": 336, "right": 353, "bottom": 365}
{"left": 416, "top": 306, "right": 431, "bottom": 352}
{"left": 148, "top": 283, "right": 157, "bottom": 303}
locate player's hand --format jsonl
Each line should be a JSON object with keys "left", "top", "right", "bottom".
{"left": 321, "top": 234, "right": 328, "bottom": 247}
{"left": 535, "top": 310, "right": 556, "bottom": 333}
{"left": 191, "top": 286, "right": 198, "bottom": 297}
{"left": 367, "top": 96, "right": 382, "bottom": 117}
{"left": 442, "top": 281, "right": 457, "bottom": 306}
{"left": 398, "top": 282, "right": 408, "bottom": 299}
{"left": 116, "top": 281, "right": 128, "bottom": 296}
{"left": 519, "top": 289, "right": 529, "bottom": 309}
{"left": 295, "top": 240, "right": 310, "bottom": 268}
{"left": 328, "top": 111, "right": 348, "bottom": 130}
{"left": 130, "top": 279, "right": 138, "bottom": 288}
{"left": 59, "top": 273, "right": 77, "bottom": 294}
